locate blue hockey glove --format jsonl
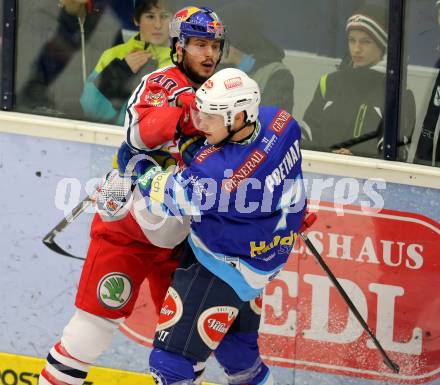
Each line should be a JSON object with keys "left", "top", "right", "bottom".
{"left": 117, "top": 141, "right": 176, "bottom": 179}
{"left": 178, "top": 135, "right": 206, "bottom": 166}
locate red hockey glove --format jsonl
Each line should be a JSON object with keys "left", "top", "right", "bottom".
{"left": 176, "top": 92, "right": 199, "bottom": 137}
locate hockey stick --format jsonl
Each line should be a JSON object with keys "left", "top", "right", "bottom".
{"left": 78, "top": 15, "right": 87, "bottom": 86}
{"left": 330, "top": 129, "right": 411, "bottom": 150}
{"left": 330, "top": 130, "right": 379, "bottom": 149}
{"left": 300, "top": 213, "right": 400, "bottom": 373}
{"left": 416, "top": 69, "right": 440, "bottom": 162}
{"left": 43, "top": 169, "right": 138, "bottom": 259}
{"left": 42, "top": 195, "right": 93, "bottom": 260}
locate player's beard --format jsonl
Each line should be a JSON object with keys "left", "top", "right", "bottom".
{"left": 182, "top": 61, "right": 213, "bottom": 85}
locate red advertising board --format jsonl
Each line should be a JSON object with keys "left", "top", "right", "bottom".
{"left": 121, "top": 202, "right": 440, "bottom": 383}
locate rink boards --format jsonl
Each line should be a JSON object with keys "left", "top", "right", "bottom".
{"left": 0, "top": 352, "right": 156, "bottom": 385}
{"left": 1, "top": 112, "right": 440, "bottom": 385}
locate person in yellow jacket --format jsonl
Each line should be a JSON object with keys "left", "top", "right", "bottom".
{"left": 80, "top": 0, "right": 174, "bottom": 125}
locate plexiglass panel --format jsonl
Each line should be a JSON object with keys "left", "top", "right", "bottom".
{"left": 405, "top": 0, "right": 440, "bottom": 167}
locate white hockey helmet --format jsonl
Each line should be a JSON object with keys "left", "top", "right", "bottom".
{"left": 194, "top": 68, "right": 261, "bottom": 128}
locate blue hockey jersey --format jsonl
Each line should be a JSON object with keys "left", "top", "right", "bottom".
{"left": 139, "top": 106, "right": 307, "bottom": 300}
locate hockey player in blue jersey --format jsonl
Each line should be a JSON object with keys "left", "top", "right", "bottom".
{"left": 136, "top": 68, "right": 307, "bottom": 385}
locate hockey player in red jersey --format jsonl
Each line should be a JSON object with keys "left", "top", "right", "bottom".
{"left": 125, "top": 5, "right": 226, "bottom": 151}
{"left": 38, "top": 6, "right": 226, "bottom": 385}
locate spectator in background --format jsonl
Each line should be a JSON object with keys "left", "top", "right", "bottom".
{"left": 436, "top": 0, "right": 440, "bottom": 68}
{"left": 218, "top": 2, "right": 295, "bottom": 114}
{"left": 414, "top": 0, "right": 440, "bottom": 166}
{"left": 80, "top": 0, "right": 173, "bottom": 125}
{"left": 303, "top": 5, "right": 415, "bottom": 158}
{"left": 16, "top": 0, "right": 141, "bottom": 114}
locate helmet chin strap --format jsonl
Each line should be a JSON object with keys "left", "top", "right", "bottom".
{"left": 216, "top": 119, "right": 252, "bottom": 147}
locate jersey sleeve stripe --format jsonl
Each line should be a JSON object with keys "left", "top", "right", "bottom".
{"left": 126, "top": 79, "right": 147, "bottom": 150}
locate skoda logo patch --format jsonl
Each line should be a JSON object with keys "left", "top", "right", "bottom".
{"left": 97, "top": 273, "right": 132, "bottom": 309}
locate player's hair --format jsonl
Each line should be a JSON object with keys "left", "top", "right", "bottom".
{"left": 133, "top": 0, "right": 175, "bottom": 23}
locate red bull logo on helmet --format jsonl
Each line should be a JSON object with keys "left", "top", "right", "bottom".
{"left": 174, "top": 6, "right": 200, "bottom": 21}
{"left": 207, "top": 20, "right": 224, "bottom": 36}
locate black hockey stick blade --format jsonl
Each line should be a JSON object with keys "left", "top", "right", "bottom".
{"left": 43, "top": 233, "right": 85, "bottom": 260}
{"left": 42, "top": 196, "right": 93, "bottom": 260}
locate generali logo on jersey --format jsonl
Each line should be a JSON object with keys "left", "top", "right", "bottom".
{"left": 222, "top": 149, "right": 266, "bottom": 192}
{"left": 269, "top": 109, "right": 292, "bottom": 136}
{"left": 259, "top": 202, "right": 440, "bottom": 384}
{"left": 194, "top": 145, "right": 222, "bottom": 164}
